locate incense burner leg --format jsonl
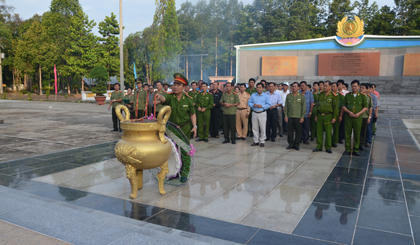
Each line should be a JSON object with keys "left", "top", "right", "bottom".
{"left": 125, "top": 164, "right": 138, "bottom": 199}
{"left": 157, "top": 161, "right": 169, "bottom": 195}
{"left": 137, "top": 170, "right": 143, "bottom": 190}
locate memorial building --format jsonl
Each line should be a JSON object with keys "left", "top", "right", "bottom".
{"left": 235, "top": 16, "right": 420, "bottom": 94}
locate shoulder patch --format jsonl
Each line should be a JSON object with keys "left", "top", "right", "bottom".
{"left": 246, "top": 92, "right": 250, "bottom": 96}
{"left": 233, "top": 92, "right": 237, "bottom": 95}
{"left": 167, "top": 92, "right": 174, "bottom": 94}
{"left": 360, "top": 92, "right": 366, "bottom": 95}
{"left": 333, "top": 92, "right": 337, "bottom": 96}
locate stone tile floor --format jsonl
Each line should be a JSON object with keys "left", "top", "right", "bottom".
{"left": 1, "top": 100, "right": 420, "bottom": 244}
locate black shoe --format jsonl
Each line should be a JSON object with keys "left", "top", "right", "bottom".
{"left": 279, "top": 134, "right": 283, "bottom": 137}
{"left": 303, "top": 141, "right": 309, "bottom": 145}
{"left": 343, "top": 151, "right": 351, "bottom": 155}
{"left": 265, "top": 138, "right": 269, "bottom": 141}
{"left": 251, "top": 142, "right": 259, "bottom": 146}
{"left": 294, "top": 146, "right": 300, "bottom": 151}
{"left": 353, "top": 152, "right": 360, "bottom": 156}
{"left": 332, "top": 144, "right": 337, "bottom": 148}
{"left": 313, "top": 148, "right": 320, "bottom": 152}
{"left": 271, "top": 139, "right": 276, "bottom": 142}
{"left": 260, "top": 143, "right": 265, "bottom": 147}
{"left": 241, "top": 137, "right": 246, "bottom": 140}
{"left": 196, "top": 139, "right": 203, "bottom": 142}
{"left": 232, "top": 140, "right": 236, "bottom": 144}
{"left": 222, "top": 140, "right": 230, "bottom": 144}
{"left": 338, "top": 140, "right": 343, "bottom": 144}
{"left": 204, "top": 139, "right": 209, "bottom": 142}
{"left": 310, "top": 138, "right": 314, "bottom": 141}
{"left": 359, "top": 146, "right": 365, "bottom": 151}
{"left": 286, "top": 146, "right": 292, "bottom": 149}
{"left": 236, "top": 137, "right": 242, "bottom": 140}
{"left": 111, "top": 129, "right": 118, "bottom": 132}
{"left": 326, "top": 149, "right": 332, "bottom": 154}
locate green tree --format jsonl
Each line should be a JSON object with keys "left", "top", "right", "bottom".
{"left": 366, "top": 5, "right": 397, "bottom": 35}
{"left": 98, "top": 12, "right": 119, "bottom": 89}
{"left": 325, "top": 0, "right": 355, "bottom": 36}
{"left": 90, "top": 65, "right": 107, "bottom": 96}
{"left": 152, "top": 0, "right": 182, "bottom": 81}
{"left": 62, "top": 10, "right": 97, "bottom": 93}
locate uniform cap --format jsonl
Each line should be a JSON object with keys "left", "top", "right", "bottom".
{"left": 173, "top": 73, "right": 188, "bottom": 86}
{"left": 283, "top": 82, "right": 289, "bottom": 86}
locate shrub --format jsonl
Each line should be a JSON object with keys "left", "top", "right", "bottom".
{"left": 90, "top": 66, "right": 108, "bottom": 96}
{"left": 28, "top": 92, "right": 33, "bottom": 101}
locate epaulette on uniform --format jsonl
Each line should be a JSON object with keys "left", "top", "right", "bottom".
{"left": 368, "top": 94, "right": 372, "bottom": 97}
{"left": 360, "top": 92, "right": 366, "bottom": 95}
{"left": 233, "top": 92, "right": 238, "bottom": 95}
{"left": 184, "top": 93, "right": 193, "bottom": 100}
{"left": 167, "top": 92, "right": 174, "bottom": 94}
{"left": 246, "top": 92, "right": 250, "bottom": 96}
{"left": 333, "top": 92, "right": 338, "bottom": 96}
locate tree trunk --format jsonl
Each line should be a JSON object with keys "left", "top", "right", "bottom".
{"left": 186, "top": 56, "right": 189, "bottom": 80}
{"left": 81, "top": 76, "right": 84, "bottom": 93}
{"left": 230, "top": 41, "right": 233, "bottom": 77}
{"left": 39, "top": 65, "right": 42, "bottom": 95}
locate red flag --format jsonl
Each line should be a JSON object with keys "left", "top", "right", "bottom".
{"left": 54, "top": 65, "right": 57, "bottom": 95}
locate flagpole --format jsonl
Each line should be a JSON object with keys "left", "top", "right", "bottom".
{"left": 119, "top": 0, "right": 125, "bottom": 92}
{"left": 54, "top": 65, "right": 57, "bottom": 101}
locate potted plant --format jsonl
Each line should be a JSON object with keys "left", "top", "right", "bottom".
{"left": 90, "top": 66, "right": 108, "bottom": 105}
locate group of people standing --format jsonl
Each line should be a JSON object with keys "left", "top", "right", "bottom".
{"left": 109, "top": 75, "right": 380, "bottom": 161}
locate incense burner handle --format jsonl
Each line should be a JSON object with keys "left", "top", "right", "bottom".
{"left": 115, "top": 105, "right": 131, "bottom": 122}
{"left": 157, "top": 106, "right": 171, "bottom": 144}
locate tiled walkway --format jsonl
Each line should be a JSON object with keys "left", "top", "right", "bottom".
{"left": 0, "top": 119, "right": 419, "bottom": 244}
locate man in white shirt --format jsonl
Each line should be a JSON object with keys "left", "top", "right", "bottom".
{"left": 266, "top": 82, "right": 283, "bottom": 142}
{"left": 279, "top": 82, "right": 290, "bottom": 135}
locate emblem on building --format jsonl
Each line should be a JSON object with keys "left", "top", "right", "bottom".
{"left": 335, "top": 16, "right": 365, "bottom": 47}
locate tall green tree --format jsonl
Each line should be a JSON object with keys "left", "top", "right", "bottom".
{"left": 62, "top": 10, "right": 97, "bottom": 93}
{"left": 325, "top": 0, "right": 355, "bottom": 36}
{"left": 98, "top": 12, "right": 119, "bottom": 89}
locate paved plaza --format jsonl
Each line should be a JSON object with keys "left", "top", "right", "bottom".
{"left": 1, "top": 99, "right": 420, "bottom": 244}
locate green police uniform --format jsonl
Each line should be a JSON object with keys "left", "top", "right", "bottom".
{"left": 342, "top": 92, "right": 368, "bottom": 153}
{"left": 314, "top": 91, "right": 339, "bottom": 151}
{"left": 123, "top": 94, "right": 134, "bottom": 118}
{"left": 163, "top": 92, "right": 195, "bottom": 179}
{"left": 284, "top": 93, "right": 306, "bottom": 148}
{"left": 110, "top": 90, "right": 124, "bottom": 108}
{"left": 220, "top": 91, "right": 240, "bottom": 142}
{"left": 196, "top": 91, "right": 214, "bottom": 140}
{"left": 133, "top": 89, "right": 147, "bottom": 118}
{"left": 110, "top": 90, "right": 124, "bottom": 131}
{"left": 360, "top": 93, "right": 372, "bottom": 148}
{"left": 188, "top": 90, "right": 199, "bottom": 106}
{"left": 245, "top": 87, "right": 257, "bottom": 95}
{"left": 310, "top": 91, "right": 320, "bottom": 140}
{"left": 332, "top": 92, "right": 344, "bottom": 145}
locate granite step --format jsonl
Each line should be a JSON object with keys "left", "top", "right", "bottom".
{"left": 0, "top": 186, "right": 236, "bottom": 245}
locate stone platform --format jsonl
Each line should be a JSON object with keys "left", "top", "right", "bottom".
{"left": 1, "top": 99, "right": 420, "bottom": 244}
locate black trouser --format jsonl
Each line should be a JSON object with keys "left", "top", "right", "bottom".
{"left": 112, "top": 108, "right": 121, "bottom": 131}
{"left": 287, "top": 118, "right": 302, "bottom": 148}
{"left": 301, "top": 117, "right": 310, "bottom": 142}
{"left": 248, "top": 109, "right": 253, "bottom": 136}
{"left": 266, "top": 108, "right": 278, "bottom": 140}
{"left": 210, "top": 107, "right": 222, "bottom": 137}
{"left": 223, "top": 114, "right": 236, "bottom": 141}
{"left": 339, "top": 112, "right": 346, "bottom": 142}
{"left": 282, "top": 111, "right": 288, "bottom": 133}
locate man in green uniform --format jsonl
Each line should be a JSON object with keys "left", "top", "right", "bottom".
{"left": 157, "top": 73, "right": 197, "bottom": 183}
{"left": 220, "top": 82, "right": 240, "bottom": 144}
{"left": 331, "top": 82, "right": 344, "bottom": 148}
{"left": 133, "top": 79, "right": 147, "bottom": 119}
{"left": 342, "top": 80, "right": 368, "bottom": 156}
{"left": 310, "top": 82, "right": 320, "bottom": 141}
{"left": 196, "top": 83, "right": 214, "bottom": 142}
{"left": 284, "top": 82, "right": 306, "bottom": 150}
{"left": 123, "top": 87, "right": 134, "bottom": 119}
{"left": 246, "top": 78, "right": 257, "bottom": 137}
{"left": 359, "top": 83, "right": 373, "bottom": 151}
{"left": 313, "top": 81, "right": 339, "bottom": 154}
{"left": 188, "top": 82, "right": 199, "bottom": 103}
{"left": 154, "top": 81, "right": 166, "bottom": 118}
{"left": 108, "top": 83, "right": 124, "bottom": 132}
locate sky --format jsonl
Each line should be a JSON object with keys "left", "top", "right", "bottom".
{"left": 11, "top": 0, "right": 396, "bottom": 40}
